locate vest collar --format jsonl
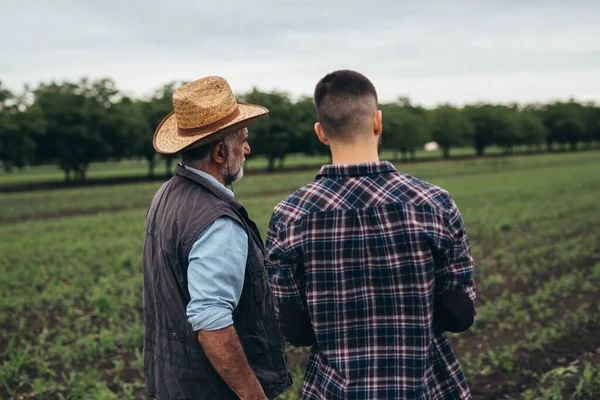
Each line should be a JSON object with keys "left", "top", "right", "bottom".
{"left": 174, "top": 164, "right": 243, "bottom": 211}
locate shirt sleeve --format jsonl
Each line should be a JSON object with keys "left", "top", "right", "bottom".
{"left": 436, "top": 195, "right": 476, "bottom": 303}
{"left": 186, "top": 216, "right": 248, "bottom": 332}
{"left": 265, "top": 212, "right": 315, "bottom": 346}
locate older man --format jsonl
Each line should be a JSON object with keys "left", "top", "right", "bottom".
{"left": 143, "top": 76, "right": 291, "bottom": 400}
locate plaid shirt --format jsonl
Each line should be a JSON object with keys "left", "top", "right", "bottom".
{"left": 265, "top": 162, "right": 475, "bottom": 400}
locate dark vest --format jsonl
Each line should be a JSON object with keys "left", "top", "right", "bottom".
{"left": 142, "top": 164, "right": 291, "bottom": 400}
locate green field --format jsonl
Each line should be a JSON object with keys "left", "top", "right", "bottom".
{"left": 0, "top": 145, "right": 520, "bottom": 187}
{"left": 1, "top": 151, "right": 600, "bottom": 399}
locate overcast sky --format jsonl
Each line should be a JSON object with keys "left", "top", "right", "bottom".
{"left": 1, "top": 0, "right": 599, "bottom": 106}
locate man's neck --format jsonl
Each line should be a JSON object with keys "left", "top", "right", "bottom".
{"left": 329, "top": 144, "right": 380, "bottom": 165}
{"left": 185, "top": 162, "right": 226, "bottom": 186}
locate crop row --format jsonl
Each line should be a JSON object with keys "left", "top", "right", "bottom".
{"left": 1, "top": 152, "right": 598, "bottom": 398}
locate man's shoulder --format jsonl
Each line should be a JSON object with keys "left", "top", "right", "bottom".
{"left": 393, "top": 172, "right": 452, "bottom": 210}
{"left": 271, "top": 180, "right": 328, "bottom": 225}
{"left": 271, "top": 173, "right": 452, "bottom": 226}
{"left": 148, "top": 175, "right": 242, "bottom": 227}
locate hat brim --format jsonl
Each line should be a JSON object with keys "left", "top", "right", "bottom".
{"left": 153, "top": 102, "right": 269, "bottom": 154}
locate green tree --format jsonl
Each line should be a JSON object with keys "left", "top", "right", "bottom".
{"left": 0, "top": 82, "right": 12, "bottom": 113}
{"left": 543, "top": 102, "right": 587, "bottom": 151}
{"left": 0, "top": 83, "right": 25, "bottom": 172}
{"left": 491, "top": 107, "right": 521, "bottom": 154}
{"left": 289, "top": 96, "right": 328, "bottom": 159}
{"left": 143, "top": 82, "right": 183, "bottom": 176}
{"left": 99, "top": 96, "right": 154, "bottom": 180}
{"left": 1, "top": 101, "right": 46, "bottom": 172}
{"left": 241, "top": 89, "right": 294, "bottom": 172}
{"left": 99, "top": 97, "right": 137, "bottom": 160}
{"left": 381, "top": 103, "right": 428, "bottom": 161}
{"left": 429, "top": 105, "right": 473, "bottom": 159}
{"left": 518, "top": 111, "right": 547, "bottom": 153}
{"left": 83, "top": 79, "right": 137, "bottom": 162}
{"left": 465, "top": 105, "right": 492, "bottom": 156}
{"left": 583, "top": 103, "right": 600, "bottom": 147}
{"left": 33, "top": 79, "right": 114, "bottom": 181}
{"left": 129, "top": 100, "right": 156, "bottom": 178}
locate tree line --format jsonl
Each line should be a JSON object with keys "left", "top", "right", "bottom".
{"left": 0, "top": 78, "right": 599, "bottom": 181}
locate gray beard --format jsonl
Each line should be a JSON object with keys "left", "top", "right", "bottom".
{"left": 226, "top": 165, "right": 244, "bottom": 185}
{"left": 223, "top": 158, "right": 245, "bottom": 186}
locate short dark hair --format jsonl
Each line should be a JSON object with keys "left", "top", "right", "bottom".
{"left": 314, "top": 70, "right": 378, "bottom": 139}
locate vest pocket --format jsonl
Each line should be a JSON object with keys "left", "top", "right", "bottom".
{"left": 144, "top": 322, "right": 204, "bottom": 370}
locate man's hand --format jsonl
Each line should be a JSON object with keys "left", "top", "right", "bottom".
{"left": 278, "top": 302, "right": 316, "bottom": 347}
{"left": 433, "top": 287, "right": 476, "bottom": 334}
{"left": 197, "top": 325, "right": 267, "bottom": 400}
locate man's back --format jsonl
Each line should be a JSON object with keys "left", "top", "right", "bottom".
{"left": 266, "top": 162, "right": 475, "bottom": 399}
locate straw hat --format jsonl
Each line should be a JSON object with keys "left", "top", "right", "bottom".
{"left": 153, "top": 76, "right": 269, "bottom": 154}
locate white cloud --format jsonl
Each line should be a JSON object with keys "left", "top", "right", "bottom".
{"left": 1, "top": 0, "right": 599, "bottom": 106}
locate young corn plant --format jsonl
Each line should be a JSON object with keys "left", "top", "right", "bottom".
{"left": 573, "top": 361, "right": 600, "bottom": 399}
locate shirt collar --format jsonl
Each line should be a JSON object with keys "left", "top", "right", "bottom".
{"left": 183, "top": 165, "right": 235, "bottom": 198}
{"left": 316, "top": 161, "right": 397, "bottom": 178}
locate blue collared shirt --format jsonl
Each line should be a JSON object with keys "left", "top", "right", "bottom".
{"left": 184, "top": 165, "right": 248, "bottom": 332}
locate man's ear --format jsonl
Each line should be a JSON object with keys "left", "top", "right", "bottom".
{"left": 314, "top": 122, "right": 330, "bottom": 146}
{"left": 373, "top": 110, "right": 383, "bottom": 137}
{"left": 212, "top": 141, "right": 226, "bottom": 165}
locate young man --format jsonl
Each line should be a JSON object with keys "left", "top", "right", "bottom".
{"left": 143, "top": 76, "right": 291, "bottom": 399}
{"left": 265, "top": 70, "right": 476, "bottom": 399}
